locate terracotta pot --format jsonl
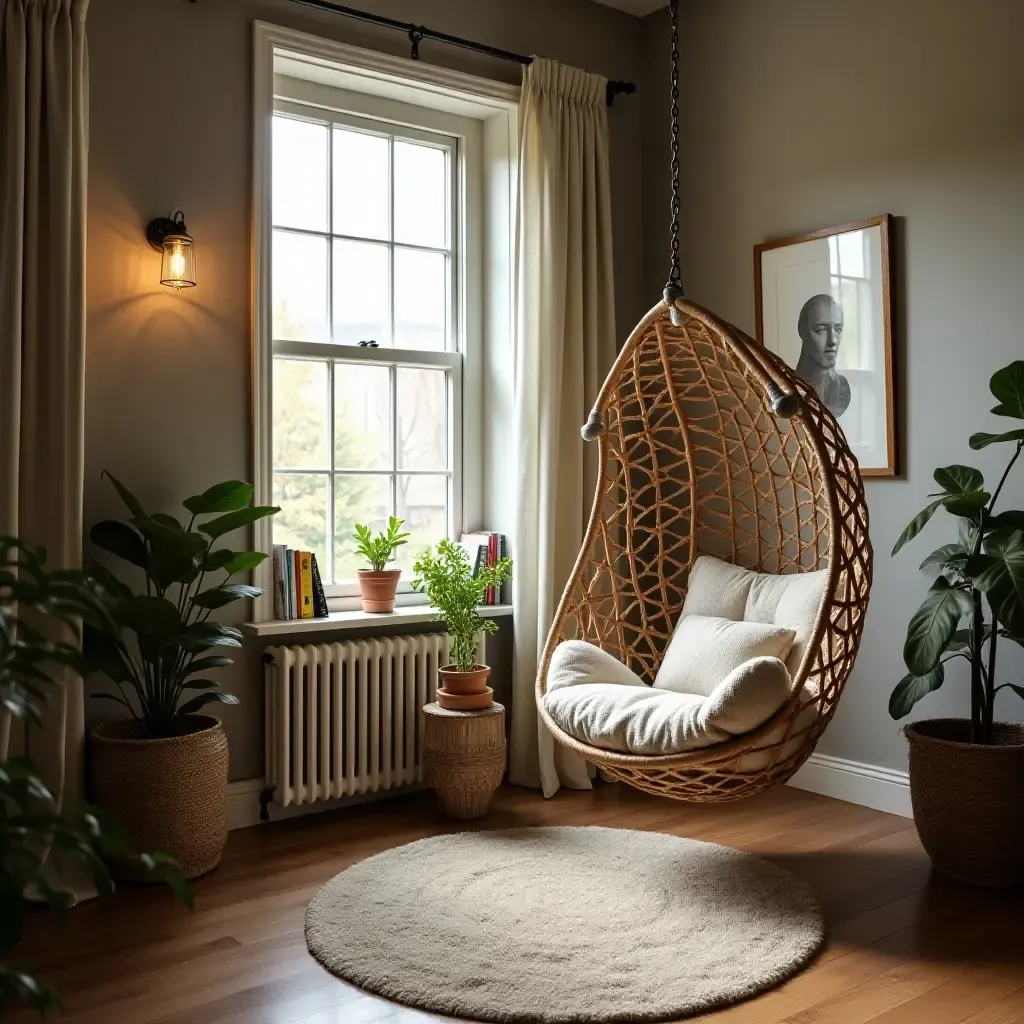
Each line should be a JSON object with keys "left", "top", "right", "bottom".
{"left": 90, "top": 715, "right": 228, "bottom": 880}
{"left": 905, "top": 718, "right": 1024, "bottom": 887}
{"left": 357, "top": 569, "right": 402, "bottom": 613}
{"left": 436, "top": 687, "right": 494, "bottom": 711}
{"left": 438, "top": 664, "right": 491, "bottom": 695}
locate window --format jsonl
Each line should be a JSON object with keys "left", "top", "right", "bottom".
{"left": 269, "top": 105, "right": 462, "bottom": 590}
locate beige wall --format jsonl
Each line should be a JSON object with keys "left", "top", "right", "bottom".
{"left": 642, "top": 0, "right": 1024, "bottom": 771}
{"left": 85, "top": 0, "right": 646, "bottom": 780}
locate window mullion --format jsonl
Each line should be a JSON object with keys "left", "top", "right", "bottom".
{"left": 391, "top": 364, "right": 399, "bottom": 522}
{"left": 327, "top": 360, "right": 336, "bottom": 583}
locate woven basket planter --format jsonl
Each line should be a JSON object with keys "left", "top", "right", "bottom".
{"left": 906, "top": 718, "right": 1024, "bottom": 887}
{"left": 90, "top": 714, "right": 229, "bottom": 880}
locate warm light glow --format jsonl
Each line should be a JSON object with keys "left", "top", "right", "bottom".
{"left": 160, "top": 233, "right": 197, "bottom": 290}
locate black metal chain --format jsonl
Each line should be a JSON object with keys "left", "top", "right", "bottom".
{"left": 664, "top": 0, "right": 683, "bottom": 306}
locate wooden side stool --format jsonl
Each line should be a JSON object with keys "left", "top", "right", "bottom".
{"left": 422, "top": 701, "right": 506, "bottom": 820}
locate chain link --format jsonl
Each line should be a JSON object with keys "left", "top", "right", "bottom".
{"left": 666, "top": 0, "right": 682, "bottom": 296}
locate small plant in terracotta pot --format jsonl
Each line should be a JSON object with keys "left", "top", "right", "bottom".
{"left": 413, "top": 539, "right": 512, "bottom": 710}
{"left": 890, "top": 360, "right": 1024, "bottom": 886}
{"left": 354, "top": 517, "right": 409, "bottom": 613}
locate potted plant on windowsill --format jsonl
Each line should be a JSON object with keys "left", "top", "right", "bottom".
{"left": 413, "top": 538, "right": 512, "bottom": 710}
{"left": 85, "top": 473, "right": 278, "bottom": 879}
{"left": 890, "top": 360, "right": 1024, "bottom": 886}
{"left": 353, "top": 517, "right": 409, "bottom": 613}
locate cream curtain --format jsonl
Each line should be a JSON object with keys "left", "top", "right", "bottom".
{"left": 509, "top": 58, "right": 616, "bottom": 797}
{"left": 0, "top": 0, "right": 90, "bottom": 861}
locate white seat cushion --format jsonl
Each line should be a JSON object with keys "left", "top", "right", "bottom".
{"left": 544, "top": 641, "right": 792, "bottom": 756}
{"left": 682, "top": 555, "right": 828, "bottom": 675}
{"left": 653, "top": 614, "right": 795, "bottom": 696}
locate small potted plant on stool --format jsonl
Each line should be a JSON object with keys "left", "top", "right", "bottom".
{"left": 412, "top": 538, "right": 512, "bottom": 709}
{"left": 353, "top": 517, "right": 409, "bottom": 613}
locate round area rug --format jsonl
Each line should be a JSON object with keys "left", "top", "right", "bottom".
{"left": 306, "top": 826, "right": 823, "bottom": 1023}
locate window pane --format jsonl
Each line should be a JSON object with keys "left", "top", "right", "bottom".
{"left": 333, "top": 127, "right": 389, "bottom": 241}
{"left": 335, "top": 363, "right": 391, "bottom": 470}
{"left": 395, "top": 474, "right": 447, "bottom": 571}
{"left": 394, "top": 249, "right": 446, "bottom": 351}
{"left": 333, "top": 239, "right": 389, "bottom": 346}
{"left": 273, "top": 116, "right": 328, "bottom": 232}
{"left": 393, "top": 141, "right": 446, "bottom": 248}
{"left": 397, "top": 368, "right": 447, "bottom": 470}
{"left": 273, "top": 359, "right": 329, "bottom": 469}
{"left": 273, "top": 473, "right": 329, "bottom": 577}
{"left": 273, "top": 230, "right": 329, "bottom": 342}
{"left": 334, "top": 474, "right": 392, "bottom": 581}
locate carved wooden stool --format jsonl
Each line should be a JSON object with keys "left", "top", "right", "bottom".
{"left": 422, "top": 701, "right": 506, "bottom": 820}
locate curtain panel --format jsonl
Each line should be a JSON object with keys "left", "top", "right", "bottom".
{"left": 0, "top": 0, "right": 90, "bottom": 879}
{"left": 509, "top": 58, "right": 616, "bottom": 797}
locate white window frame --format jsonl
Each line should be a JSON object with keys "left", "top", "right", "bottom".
{"left": 252, "top": 23, "right": 519, "bottom": 621}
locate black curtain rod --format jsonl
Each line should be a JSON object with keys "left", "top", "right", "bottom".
{"left": 193, "top": 0, "right": 636, "bottom": 106}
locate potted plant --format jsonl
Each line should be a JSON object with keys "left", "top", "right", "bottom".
{"left": 85, "top": 472, "right": 278, "bottom": 879}
{"left": 353, "top": 517, "right": 409, "bottom": 613}
{"left": 0, "top": 537, "right": 188, "bottom": 1016}
{"left": 890, "top": 360, "right": 1024, "bottom": 886}
{"left": 412, "top": 538, "right": 512, "bottom": 710}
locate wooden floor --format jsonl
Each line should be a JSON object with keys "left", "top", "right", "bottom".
{"left": 10, "top": 782, "right": 1024, "bottom": 1024}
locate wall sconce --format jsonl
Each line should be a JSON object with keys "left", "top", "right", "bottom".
{"left": 146, "top": 211, "right": 196, "bottom": 290}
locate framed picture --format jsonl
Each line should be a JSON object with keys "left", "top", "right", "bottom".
{"left": 754, "top": 214, "right": 896, "bottom": 477}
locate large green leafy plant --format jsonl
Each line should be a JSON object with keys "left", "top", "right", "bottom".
{"left": 86, "top": 473, "right": 278, "bottom": 738}
{"left": 890, "top": 361, "right": 1024, "bottom": 742}
{"left": 0, "top": 538, "right": 188, "bottom": 1017}
{"left": 353, "top": 517, "right": 409, "bottom": 572}
{"left": 412, "top": 539, "right": 512, "bottom": 671}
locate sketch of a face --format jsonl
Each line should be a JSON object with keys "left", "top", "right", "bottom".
{"left": 797, "top": 295, "right": 844, "bottom": 370}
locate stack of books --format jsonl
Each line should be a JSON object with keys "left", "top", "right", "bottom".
{"left": 272, "top": 546, "right": 328, "bottom": 620}
{"left": 458, "top": 532, "right": 508, "bottom": 605}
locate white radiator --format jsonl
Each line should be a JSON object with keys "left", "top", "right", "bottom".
{"left": 264, "top": 633, "right": 477, "bottom": 808}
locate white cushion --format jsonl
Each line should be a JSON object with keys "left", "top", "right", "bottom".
{"left": 544, "top": 641, "right": 793, "bottom": 756}
{"left": 654, "top": 614, "right": 795, "bottom": 696}
{"left": 547, "top": 639, "right": 648, "bottom": 692}
{"left": 681, "top": 555, "right": 828, "bottom": 675}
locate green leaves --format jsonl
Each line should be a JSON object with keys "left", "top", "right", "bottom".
{"left": 90, "top": 520, "right": 148, "bottom": 568}
{"left": 114, "top": 596, "right": 180, "bottom": 642}
{"left": 988, "top": 360, "right": 1024, "bottom": 419}
{"left": 933, "top": 465, "right": 984, "bottom": 494}
{"left": 892, "top": 500, "right": 945, "bottom": 556}
{"left": 183, "top": 480, "right": 254, "bottom": 515}
{"left": 919, "top": 543, "right": 968, "bottom": 573}
{"left": 889, "top": 663, "right": 945, "bottom": 720}
{"left": 177, "top": 691, "right": 240, "bottom": 716}
{"left": 972, "top": 528, "right": 1024, "bottom": 635}
{"left": 969, "top": 428, "right": 1024, "bottom": 450}
{"left": 192, "top": 583, "right": 262, "bottom": 609}
{"left": 199, "top": 505, "right": 279, "bottom": 541}
{"left": 903, "top": 577, "right": 969, "bottom": 676}
{"left": 353, "top": 516, "right": 411, "bottom": 571}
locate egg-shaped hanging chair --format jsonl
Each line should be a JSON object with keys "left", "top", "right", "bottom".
{"left": 535, "top": 296, "right": 872, "bottom": 802}
{"left": 534, "top": 0, "right": 871, "bottom": 803}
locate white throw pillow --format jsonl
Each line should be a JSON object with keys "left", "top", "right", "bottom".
{"left": 542, "top": 653, "right": 793, "bottom": 756}
{"left": 547, "top": 640, "right": 647, "bottom": 692}
{"left": 681, "top": 555, "right": 828, "bottom": 676}
{"left": 653, "top": 614, "right": 795, "bottom": 697}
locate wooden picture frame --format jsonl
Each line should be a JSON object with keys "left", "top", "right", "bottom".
{"left": 754, "top": 214, "right": 896, "bottom": 477}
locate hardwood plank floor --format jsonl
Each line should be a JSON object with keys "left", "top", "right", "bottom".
{"left": 9, "top": 783, "right": 1023, "bottom": 1024}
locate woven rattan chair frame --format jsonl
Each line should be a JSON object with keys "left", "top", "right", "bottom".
{"left": 536, "top": 298, "right": 872, "bottom": 802}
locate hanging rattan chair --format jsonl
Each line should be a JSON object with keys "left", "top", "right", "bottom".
{"left": 535, "top": 294, "right": 872, "bottom": 802}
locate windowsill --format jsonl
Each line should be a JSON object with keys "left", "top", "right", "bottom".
{"left": 242, "top": 603, "right": 513, "bottom": 638}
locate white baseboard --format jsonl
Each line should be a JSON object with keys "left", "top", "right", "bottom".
{"left": 788, "top": 752, "right": 912, "bottom": 819}
{"left": 227, "top": 778, "right": 429, "bottom": 830}
{"left": 228, "top": 753, "right": 913, "bottom": 829}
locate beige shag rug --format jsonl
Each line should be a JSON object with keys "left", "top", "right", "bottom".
{"left": 306, "top": 826, "right": 823, "bottom": 1023}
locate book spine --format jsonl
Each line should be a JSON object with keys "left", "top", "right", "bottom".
{"left": 487, "top": 533, "right": 497, "bottom": 605}
{"left": 310, "top": 554, "right": 329, "bottom": 618}
{"left": 272, "top": 545, "right": 286, "bottom": 620}
{"left": 292, "top": 549, "right": 302, "bottom": 620}
{"left": 284, "top": 549, "right": 295, "bottom": 619}
{"left": 498, "top": 534, "right": 507, "bottom": 605}
{"left": 474, "top": 544, "right": 487, "bottom": 580}
{"left": 299, "top": 551, "right": 313, "bottom": 619}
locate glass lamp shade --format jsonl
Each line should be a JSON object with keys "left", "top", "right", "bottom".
{"left": 160, "top": 233, "right": 197, "bottom": 289}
